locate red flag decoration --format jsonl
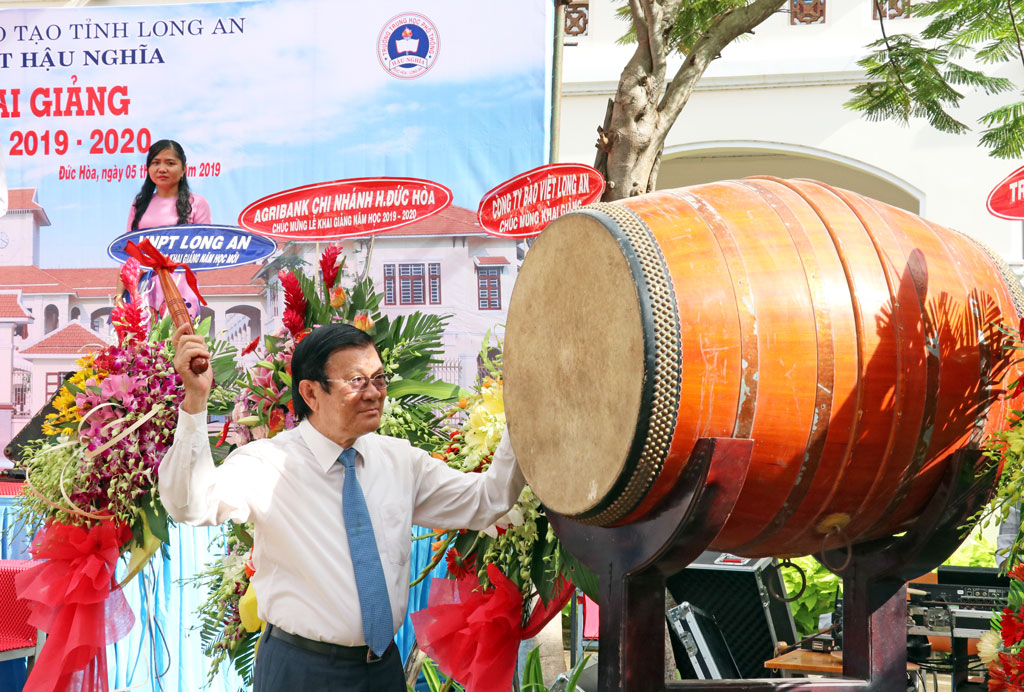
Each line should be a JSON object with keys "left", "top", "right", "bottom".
{"left": 987, "top": 165, "right": 1024, "bottom": 220}
{"left": 238, "top": 177, "right": 453, "bottom": 240}
{"left": 476, "top": 163, "right": 605, "bottom": 238}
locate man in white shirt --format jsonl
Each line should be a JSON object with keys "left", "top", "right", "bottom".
{"left": 161, "top": 322, "right": 526, "bottom": 691}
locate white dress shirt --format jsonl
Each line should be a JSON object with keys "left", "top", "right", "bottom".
{"left": 158, "top": 408, "right": 526, "bottom": 646}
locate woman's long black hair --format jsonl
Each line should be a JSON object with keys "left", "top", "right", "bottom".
{"left": 130, "top": 139, "right": 194, "bottom": 230}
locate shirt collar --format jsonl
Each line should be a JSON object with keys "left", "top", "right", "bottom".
{"left": 298, "top": 419, "right": 371, "bottom": 473}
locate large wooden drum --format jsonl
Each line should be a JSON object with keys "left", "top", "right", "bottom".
{"left": 504, "top": 177, "right": 1024, "bottom": 557}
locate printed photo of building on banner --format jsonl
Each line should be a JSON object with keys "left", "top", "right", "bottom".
{"left": 0, "top": 1, "right": 552, "bottom": 689}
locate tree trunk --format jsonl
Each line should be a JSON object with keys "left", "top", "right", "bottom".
{"left": 598, "top": 0, "right": 786, "bottom": 201}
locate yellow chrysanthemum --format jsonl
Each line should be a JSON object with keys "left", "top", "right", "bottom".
{"left": 40, "top": 353, "right": 108, "bottom": 436}
{"left": 464, "top": 383, "right": 505, "bottom": 454}
{"left": 977, "top": 629, "right": 1002, "bottom": 664}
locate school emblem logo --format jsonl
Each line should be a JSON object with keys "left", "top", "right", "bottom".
{"left": 377, "top": 13, "right": 439, "bottom": 79}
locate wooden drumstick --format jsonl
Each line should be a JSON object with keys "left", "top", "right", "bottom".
{"left": 156, "top": 267, "right": 209, "bottom": 374}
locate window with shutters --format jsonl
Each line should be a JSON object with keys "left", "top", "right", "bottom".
{"left": 477, "top": 267, "right": 501, "bottom": 310}
{"left": 383, "top": 264, "right": 396, "bottom": 305}
{"left": 384, "top": 263, "right": 441, "bottom": 305}
{"left": 429, "top": 263, "right": 441, "bottom": 304}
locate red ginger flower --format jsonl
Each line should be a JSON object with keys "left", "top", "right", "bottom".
{"left": 110, "top": 300, "right": 148, "bottom": 345}
{"left": 445, "top": 548, "right": 477, "bottom": 580}
{"left": 278, "top": 269, "right": 307, "bottom": 338}
{"left": 283, "top": 309, "right": 306, "bottom": 339}
{"left": 320, "top": 244, "right": 343, "bottom": 290}
{"left": 120, "top": 257, "right": 142, "bottom": 303}
{"left": 278, "top": 269, "right": 307, "bottom": 320}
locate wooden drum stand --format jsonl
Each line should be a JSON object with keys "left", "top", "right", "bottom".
{"left": 547, "top": 438, "right": 990, "bottom": 692}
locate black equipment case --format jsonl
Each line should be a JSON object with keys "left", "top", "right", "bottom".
{"left": 666, "top": 602, "right": 742, "bottom": 679}
{"left": 665, "top": 552, "right": 799, "bottom": 678}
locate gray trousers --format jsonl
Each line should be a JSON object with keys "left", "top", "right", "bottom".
{"left": 253, "top": 631, "right": 404, "bottom": 692}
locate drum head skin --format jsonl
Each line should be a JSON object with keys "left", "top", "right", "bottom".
{"left": 505, "top": 211, "right": 643, "bottom": 516}
{"left": 506, "top": 208, "right": 671, "bottom": 520}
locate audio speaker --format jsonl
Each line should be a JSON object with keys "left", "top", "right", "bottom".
{"left": 665, "top": 552, "right": 798, "bottom": 679}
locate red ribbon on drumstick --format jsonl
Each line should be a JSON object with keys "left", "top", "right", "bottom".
{"left": 124, "top": 238, "right": 209, "bottom": 374}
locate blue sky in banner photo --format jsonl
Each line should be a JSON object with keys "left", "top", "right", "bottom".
{"left": 0, "top": 0, "right": 552, "bottom": 267}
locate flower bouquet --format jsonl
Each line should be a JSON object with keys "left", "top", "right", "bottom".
{"left": 13, "top": 258, "right": 240, "bottom": 692}
{"left": 192, "top": 243, "right": 461, "bottom": 687}
{"left": 977, "top": 564, "right": 1024, "bottom": 689}
{"left": 973, "top": 317, "right": 1024, "bottom": 688}
{"left": 409, "top": 339, "right": 598, "bottom": 692}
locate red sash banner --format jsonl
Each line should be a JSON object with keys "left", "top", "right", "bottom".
{"left": 15, "top": 520, "right": 135, "bottom": 692}
{"left": 123, "top": 238, "right": 208, "bottom": 308}
{"left": 411, "top": 564, "right": 574, "bottom": 692}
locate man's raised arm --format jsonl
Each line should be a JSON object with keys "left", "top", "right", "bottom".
{"left": 158, "top": 325, "right": 250, "bottom": 526}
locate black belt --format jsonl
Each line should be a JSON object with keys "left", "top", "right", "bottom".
{"left": 266, "top": 623, "right": 391, "bottom": 663}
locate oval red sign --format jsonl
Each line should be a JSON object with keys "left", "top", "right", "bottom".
{"left": 987, "top": 165, "right": 1024, "bottom": 221}
{"left": 238, "top": 177, "right": 453, "bottom": 240}
{"left": 477, "top": 163, "right": 605, "bottom": 238}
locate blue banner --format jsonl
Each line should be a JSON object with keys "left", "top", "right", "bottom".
{"left": 108, "top": 224, "right": 277, "bottom": 271}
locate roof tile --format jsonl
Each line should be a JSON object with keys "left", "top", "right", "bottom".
{"left": 0, "top": 264, "right": 265, "bottom": 297}
{"left": 378, "top": 205, "right": 483, "bottom": 237}
{"left": 6, "top": 189, "right": 51, "bottom": 226}
{"left": 8, "top": 189, "right": 42, "bottom": 211}
{"left": 20, "top": 322, "right": 106, "bottom": 355}
{"left": 0, "top": 293, "right": 31, "bottom": 320}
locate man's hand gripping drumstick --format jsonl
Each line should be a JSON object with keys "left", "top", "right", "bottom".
{"left": 173, "top": 324, "right": 213, "bottom": 415}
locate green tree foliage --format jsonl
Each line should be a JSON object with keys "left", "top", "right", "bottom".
{"left": 847, "top": 0, "right": 1024, "bottom": 158}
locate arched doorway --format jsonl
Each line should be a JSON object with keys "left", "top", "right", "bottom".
{"left": 90, "top": 308, "right": 112, "bottom": 332}
{"left": 225, "top": 305, "right": 262, "bottom": 346}
{"left": 44, "top": 304, "right": 59, "bottom": 334}
{"left": 200, "top": 306, "right": 215, "bottom": 336}
{"left": 657, "top": 141, "right": 923, "bottom": 214}
{"left": 70, "top": 307, "right": 81, "bottom": 322}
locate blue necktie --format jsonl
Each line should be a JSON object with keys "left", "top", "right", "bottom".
{"left": 339, "top": 447, "right": 394, "bottom": 656}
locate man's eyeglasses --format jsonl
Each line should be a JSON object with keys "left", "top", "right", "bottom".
{"left": 326, "top": 374, "right": 393, "bottom": 391}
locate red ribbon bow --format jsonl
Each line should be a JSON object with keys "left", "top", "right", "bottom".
{"left": 411, "top": 564, "right": 574, "bottom": 692}
{"left": 15, "top": 520, "right": 135, "bottom": 692}
{"left": 124, "top": 238, "right": 207, "bottom": 307}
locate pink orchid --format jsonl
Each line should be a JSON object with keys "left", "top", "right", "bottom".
{"left": 100, "top": 373, "right": 139, "bottom": 405}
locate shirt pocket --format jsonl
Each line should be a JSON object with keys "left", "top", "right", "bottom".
{"left": 379, "top": 502, "right": 411, "bottom": 567}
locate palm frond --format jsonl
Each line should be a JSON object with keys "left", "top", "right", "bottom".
{"left": 979, "top": 100, "right": 1024, "bottom": 158}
